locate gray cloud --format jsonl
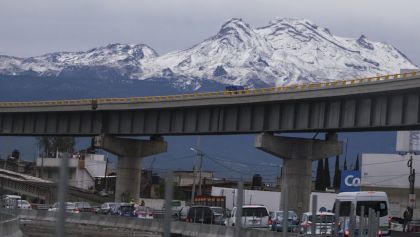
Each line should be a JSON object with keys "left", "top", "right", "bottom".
{"left": 0, "top": 0, "right": 419, "bottom": 65}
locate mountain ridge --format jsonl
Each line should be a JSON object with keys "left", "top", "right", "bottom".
{"left": 0, "top": 17, "right": 417, "bottom": 91}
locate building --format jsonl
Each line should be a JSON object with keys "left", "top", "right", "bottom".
{"left": 361, "top": 153, "right": 420, "bottom": 218}
{"left": 35, "top": 152, "right": 107, "bottom": 191}
{"left": 173, "top": 170, "right": 214, "bottom": 187}
{"left": 0, "top": 158, "right": 36, "bottom": 175}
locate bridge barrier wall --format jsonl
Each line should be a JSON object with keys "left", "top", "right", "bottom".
{"left": 16, "top": 209, "right": 298, "bottom": 237}
{"left": 0, "top": 212, "right": 23, "bottom": 237}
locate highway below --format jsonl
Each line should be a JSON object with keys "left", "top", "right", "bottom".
{"left": 20, "top": 219, "right": 161, "bottom": 237}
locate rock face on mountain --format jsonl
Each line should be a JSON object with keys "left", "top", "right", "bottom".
{"left": 0, "top": 18, "right": 417, "bottom": 91}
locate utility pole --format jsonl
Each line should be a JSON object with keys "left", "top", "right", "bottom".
{"left": 191, "top": 164, "right": 197, "bottom": 203}
{"left": 190, "top": 136, "right": 203, "bottom": 202}
{"left": 105, "top": 156, "right": 109, "bottom": 193}
{"left": 408, "top": 152, "right": 416, "bottom": 212}
{"left": 197, "top": 150, "right": 204, "bottom": 196}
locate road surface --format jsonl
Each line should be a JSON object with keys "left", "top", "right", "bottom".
{"left": 20, "top": 220, "right": 161, "bottom": 237}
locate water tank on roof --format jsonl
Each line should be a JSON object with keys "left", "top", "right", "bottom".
{"left": 251, "top": 174, "right": 262, "bottom": 190}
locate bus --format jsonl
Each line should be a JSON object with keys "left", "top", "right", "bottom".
{"left": 333, "top": 191, "right": 389, "bottom": 236}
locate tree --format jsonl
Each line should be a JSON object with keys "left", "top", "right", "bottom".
{"left": 355, "top": 155, "right": 360, "bottom": 171}
{"left": 324, "top": 158, "right": 331, "bottom": 189}
{"left": 343, "top": 156, "right": 348, "bottom": 170}
{"left": 315, "top": 159, "right": 325, "bottom": 191}
{"left": 37, "top": 137, "right": 75, "bottom": 157}
{"left": 333, "top": 155, "right": 341, "bottom": 190}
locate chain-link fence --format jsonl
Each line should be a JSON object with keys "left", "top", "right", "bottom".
{"left": 0, "top": 197, "right": 19, "bottom": 221}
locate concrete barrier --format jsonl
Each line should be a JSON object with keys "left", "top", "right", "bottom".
{"left": 16, "top": 210, "right": 298, "bottom": 237}
{"left": 0, "top": 214, "right": 23, "bottom": 237}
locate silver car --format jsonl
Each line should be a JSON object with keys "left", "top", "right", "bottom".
{"left": 300, "top": 211, "right": 335, "bottom": 236}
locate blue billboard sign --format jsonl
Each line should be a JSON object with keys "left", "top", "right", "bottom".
{"left": 340, "top": 170, "right": 361, "bottom": 192}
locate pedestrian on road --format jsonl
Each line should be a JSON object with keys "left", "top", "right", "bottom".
{"left": 403, "top": 206, "right": 413, "bottom": 232}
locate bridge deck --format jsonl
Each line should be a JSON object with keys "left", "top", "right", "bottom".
{"left": 0, "top": 72, "right": 419, "bottom": 136}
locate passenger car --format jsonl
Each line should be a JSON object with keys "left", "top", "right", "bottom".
{"left": 135, "top": 206, "right": 154, "bottom": 219}
{"left": 74, "top": 202, "right": 93, "bottom": 212}
{"left": 270, "top": 211, "right": 299, "bottom": 232}
{"left": 299, "top": 211, "right": 335, "bottom": 236}
{"left": 225, "top": 85, "right": 246, "bottom": 94}
{"left": 98, "top": 202, "right": 117, "bottom": 215}
{"left": 17, "top": 200, "right": 32, "bottom": 209}
{"left": 178, "top": 206, "right": 190, "bottom": 221}
{"left": 113, "top": 203, "right": 136, "bottom": 217}
{"left": 210, "top": 206, "right": 226, "bottom": 225}
{"left": 389, "top": 217, "right": 404, "bottom": 232}
{"left": 48, "top": 202, "right": 80, "bottom": 213}
{"left": 225, "top": 205, "right": 270, "bottom": 229}
{"left": 186, "top": 206, "right": 215, "bottom": 224}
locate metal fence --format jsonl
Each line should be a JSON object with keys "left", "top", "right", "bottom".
{"left": 0, "top": 198, "right": 19, "bottom": 221}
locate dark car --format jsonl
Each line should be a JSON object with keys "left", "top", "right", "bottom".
{"left": 225, "top": 85, "right": 246, "bottom": 94}
{"left": 114, "top": 204, "right": 136, "bottom": 217}
{"left": 186, "top": 206, "right": 216, "bottom": 224}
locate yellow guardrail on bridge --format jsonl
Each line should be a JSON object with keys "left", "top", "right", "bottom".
{"left": 0, "top": 71, "right": 417, "bottom": 108}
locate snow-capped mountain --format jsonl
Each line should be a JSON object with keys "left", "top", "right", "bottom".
{"left": 0, "top": 18, "right": 417, "bottom": 90}
{"left": 0, "top": 43, "right": 157, "bottom": 77}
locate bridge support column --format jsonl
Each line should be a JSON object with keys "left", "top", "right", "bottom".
{"left": 255, "top": 133, "right": 342, "bottom": 216}
{"left": 94, "top": 135, "right": 167, "bottom": 202}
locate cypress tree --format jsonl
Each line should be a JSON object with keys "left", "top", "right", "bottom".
{"left": 324, "top": 158, "right": 331, "bottom": 189}
{"left": 333, "top": 155, "right": 341, "bottom": 190}
{"left": 343, "top": 156, "right": 348, "bottom": 170}
{"left": 355, "top": 155, "right": 360, "bottom": 171}
{"left": 315, "top": 159, "right": 324, "bottom": 191}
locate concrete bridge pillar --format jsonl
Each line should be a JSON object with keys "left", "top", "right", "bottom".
{"left": 93, "top": 135, "right": 167, "bottom": 202}
{"left": 255, "top": 133, "right": 342, "bottom": 216}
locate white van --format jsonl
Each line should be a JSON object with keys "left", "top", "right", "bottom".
{"left": 334, "top": 191, "right": 389, "bottom": 235}
{"left": 2, "top": 195, "right": 22, "bottom": 208}
{"left": 224, "top": 204, "right": 270, "bottom": 229}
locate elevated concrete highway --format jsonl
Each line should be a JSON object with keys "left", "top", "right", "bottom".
{"left": 0, "top": 71, "right": 419, "bottom": 136}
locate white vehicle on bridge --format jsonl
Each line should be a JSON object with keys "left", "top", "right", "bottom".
{"left": 334, "top": 191, "right": 389, "bottom": 236}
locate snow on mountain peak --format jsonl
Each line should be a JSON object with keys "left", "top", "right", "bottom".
{"left": 0, "top": 18, "right": 417, "bottom": 89}
{"left": 218, "top": 18, "right": 253, "bottom": 38}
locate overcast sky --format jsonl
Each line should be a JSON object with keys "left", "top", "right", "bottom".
{"left": 0, "top": 0, "right": 419, "bottom": 65}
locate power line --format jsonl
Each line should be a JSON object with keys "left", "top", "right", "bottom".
{"left": 363, "top": 158, "right": 417, "bottom": 166}
{"left": 205, "top": 152, "right": 280, "bottom": 167}
{"left": 364, "top": 174, "right": 408, "bottom": 185}
{"left": 205, "top": 155, "right": 250, "bottom": 176}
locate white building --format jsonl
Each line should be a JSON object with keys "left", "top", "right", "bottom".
{"left": 35, "top": 152, "right": 107, "bottom": 191}
{"left": 361, "top": 153, "right": 420, "bottom": 218}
